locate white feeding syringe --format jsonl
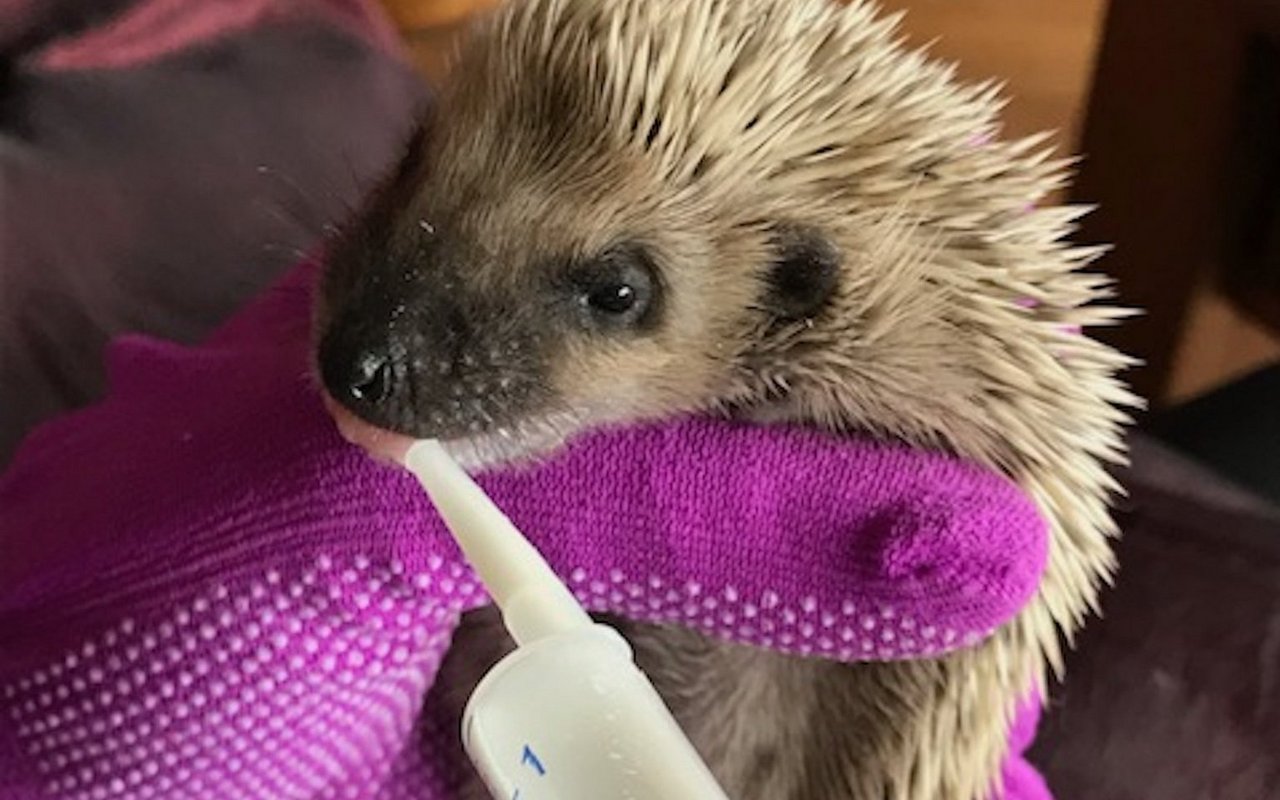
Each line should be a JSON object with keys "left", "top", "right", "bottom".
{"left": 404, "top": 441, "right": 732, "bottom": 800}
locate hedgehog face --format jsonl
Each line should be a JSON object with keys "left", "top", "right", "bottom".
{"left": 316, "top": 105, "right": 846, "bottom": 464}
{"left": 317, "top": 0, "right": 1096, "bottom": 469}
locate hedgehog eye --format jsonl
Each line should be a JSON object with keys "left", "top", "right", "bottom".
{"left": 585, "top": 282, "right": 638, "bottom": 314}
{"left": 763, "top": 226, "right": 840, "bottom": 321}
{"left": 570, "top": 246, "right": 658, "bottom": 330}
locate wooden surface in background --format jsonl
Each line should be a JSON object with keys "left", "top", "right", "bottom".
{"left": 1172, "top": 286, "right": 1280, "bottom": 400}
{"left": 1073, "top": 0, "right": 1280, "bottom": 405}
{"left": 881, "top": 0, "right": 1107, "bottom": 148}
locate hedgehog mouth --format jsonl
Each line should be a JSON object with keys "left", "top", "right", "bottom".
{"left": 323, "top": 391, "right": 590, "bottom": 470}
{"left": 324, "top": 393, "right": 416, "bottom": 464}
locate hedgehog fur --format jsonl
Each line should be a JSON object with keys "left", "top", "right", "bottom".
{"left": 318, "top": 1, "right": 1138, "bottom": 797}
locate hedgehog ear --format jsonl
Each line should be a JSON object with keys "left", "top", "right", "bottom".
{"left": 761, "top": 225, "right": 841, "bottom": 321}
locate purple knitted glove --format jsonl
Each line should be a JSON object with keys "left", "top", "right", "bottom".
{"left": 0, "top": 260, "right": 1048, "bottom": 799}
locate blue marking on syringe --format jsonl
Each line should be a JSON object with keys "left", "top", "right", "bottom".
{"left": 521, "top": 745, "right": 546, "bottom": 776}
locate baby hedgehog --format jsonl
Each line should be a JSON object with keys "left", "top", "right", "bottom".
{"left": 316, "top": 0, "right": 1135, "bottom": 798}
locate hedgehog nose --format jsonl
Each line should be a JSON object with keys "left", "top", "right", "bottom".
{"left": 318, "top": 327, "right": 402, "bottom": 415}
{"left": 347, "top": 350, "right": 394, "bottom": 404}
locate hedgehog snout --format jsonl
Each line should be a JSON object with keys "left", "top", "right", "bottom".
{"left": 317, "top": 311, "right": 410, "bottom": 432}
{"left": 318, "top": 292, "right": 553, "bottom": 440}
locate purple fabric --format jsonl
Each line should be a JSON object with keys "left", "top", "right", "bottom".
{"left": 0, "top": 260, "right": 1050, "bottom": 799}
{"left": 1001, "top": 695, "right": 1050, "bottom": 800}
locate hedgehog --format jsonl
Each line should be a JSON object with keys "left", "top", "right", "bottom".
{"left": 315, "top": 0, "right": 1136, "bottom": 797}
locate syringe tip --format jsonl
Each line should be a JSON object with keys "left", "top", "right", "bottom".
{"left": 404, "top": 439, "right": 592, "bottom": 645}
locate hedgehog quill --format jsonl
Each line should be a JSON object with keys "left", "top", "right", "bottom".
{"left": 316, "top": 1, "right": 1137, "bottom": 798}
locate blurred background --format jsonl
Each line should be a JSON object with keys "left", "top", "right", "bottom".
{"left": 2, "top": 1, "right": 1277, "bottom": 797}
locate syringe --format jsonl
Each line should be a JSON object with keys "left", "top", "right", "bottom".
{"left": 405, "top": 440, "right": 732, "bottom": 800}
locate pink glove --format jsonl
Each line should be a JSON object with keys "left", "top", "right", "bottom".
{"left": 0, "top": 259, "right": 1047, "bottom": 799}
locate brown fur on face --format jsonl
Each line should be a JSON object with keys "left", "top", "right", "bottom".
{"left": 317, "top": 1, "right": 1136, "bottom": 798}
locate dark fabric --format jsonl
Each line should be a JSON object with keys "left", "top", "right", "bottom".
{"left": 0, "top": 4, "right": 427, "bottom": 463}
{"left": 1031, "top": 434, "right": 1280, "bottom": 800}
{"left": 1150, "top": 364, "right": 1280, "bottom": 505}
